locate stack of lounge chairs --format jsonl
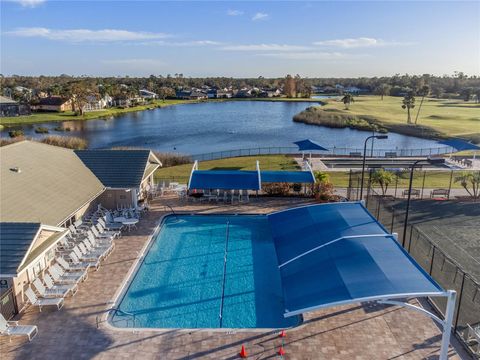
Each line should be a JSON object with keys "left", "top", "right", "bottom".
{"left": 8, "top": 208, "right": 129, "bottom": 342}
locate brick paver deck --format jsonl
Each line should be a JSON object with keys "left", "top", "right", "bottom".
{"left": 0, "top": 196, "right": 461, "bottom": 359}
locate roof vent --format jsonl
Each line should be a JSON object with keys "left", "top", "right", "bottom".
{"left": 10, "top": 167, "right": 21, "bottom": 173}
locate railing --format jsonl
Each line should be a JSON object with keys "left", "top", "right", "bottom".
{"left": 96, "top": 308, "right": 136, "bottom": 329}
{"left": 191, "top": 145, "right": 453, "bottom": 161}
{"left": 163, "top": 204, "right": 179, "bottom": 220}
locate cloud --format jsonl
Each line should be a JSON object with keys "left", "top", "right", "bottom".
{"left": 256, "top": 52, "right": 366, "bottom": 60}
{"left": 140, "top": 40, "right": 222, "bottom": 47}
{"left": 11, "top": 0, "right": 45, "bottom": 8}
{"left": 313, "top": 37, "right": 412, "bottom": 48}
{"left": 252, "top": 12, "right": 269, "bottom": 21}
{"left": 227, "top": 9, "right": 243, "bottom": 16}
{"left": 222, "top": 44, "right": 311, "bottom": 52}
{"left": 5, "top": 27, "right": 171, "bottom": 42}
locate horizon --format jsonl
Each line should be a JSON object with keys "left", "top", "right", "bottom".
{"left": 1, "top": 0, "right": 479, "bottom": 77}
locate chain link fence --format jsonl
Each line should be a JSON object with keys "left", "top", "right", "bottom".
{"left": 349, "top": 175, "right": 480, "bottom": 357}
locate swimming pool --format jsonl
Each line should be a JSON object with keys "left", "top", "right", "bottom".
{"left": 111, "top": 215, "right": 299, "bottom": 329}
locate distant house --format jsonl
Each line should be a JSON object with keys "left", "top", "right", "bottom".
{"left": 0, "top": 96, "right": 30, "bottom": 117}
{"left": 235, "top": 89, "right": 252, "bottom": 98}
{"left": 176, "top": 90, "right": 207, "bottom": 100}
{"left": 75, "top": 149, "right": 162, "bottom": 209}
{"left": 260, "top": 89, "right": 281, "bottom": 98}
{"left": 139, "top": 89, "right": 158, "bottom": 99}
{"left": 32, "top": 96, "right": 73, "bottom": 112}
{"left": 82, "top": 95, "right": 113, "bottom": 112}
{"left": 207, "top": 89, "right": 232, "bottom": 99}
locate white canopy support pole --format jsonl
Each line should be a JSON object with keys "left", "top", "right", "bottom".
{"left": 256, "top": 160, "right": 262, "bottom": 190}
{"left": 278, "top": 233, "right": 393, "bottom": 268}
{"left": 380, "top": 290, "right": 456, "bottom": 360}
{"left": 439, "top": 290, "right": 456, "bottom": 360}
{"left": 187, "top": 160, "right": 198, "bottom": 190}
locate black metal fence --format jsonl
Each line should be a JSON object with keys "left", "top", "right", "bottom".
{"left": 359, "top": 187, "right": 480, "bottom": 357}
{"left": 191, "top": 145, "right": 453, "bottom": 161}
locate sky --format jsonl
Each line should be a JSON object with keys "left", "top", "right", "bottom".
{"left": 1, "top": 0, "right": 479, "bottom": 77}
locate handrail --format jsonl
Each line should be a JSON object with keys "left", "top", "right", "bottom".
{"left": 96, "top": 307, "right": 136, "bottom": 328}
{"left": 164, "top": 204, "right": 179, "bottom": 221}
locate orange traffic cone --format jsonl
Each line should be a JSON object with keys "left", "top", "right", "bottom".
{"left": 278, "top": 346, "right": 286, "bottom": 356}
{"left": 239, "top": 345, "right": 248, "bottom": 358}
{"left": 279, "top": 329, "right": 286, "bottom": 338}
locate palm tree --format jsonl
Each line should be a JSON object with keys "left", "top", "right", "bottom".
{"left": 341, "top": 93, "right": 354, "bottom": 109}
{"left": 454, "top": 171, "right": 480, "bottom": 200}
{"left": 314, "top": 171, "right": 330, "bottom": 184}
{"left": 402, "top": 91, "right": 416, "bottom": 124}
{"left": 371, "top": 169, "right": 394, "bottom": 195}
{"left": 414, "top": 85, "right": 430, "bottom": 124}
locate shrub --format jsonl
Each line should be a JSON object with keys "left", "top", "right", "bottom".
{"left": 262, "top": 183, "right": 291, "bottom": 196}
{"left": 313, "top": 181, "right": 335, "bottom": 202}
{"left": 0, "top": 136, "right": 24, "bottom": 147}
{"left": 153, "top": 152, "right": 192, "bottom": 167}
{"left": 8, "top": 130, "right": 24, "bottom": 138}
{"left": 35, "top": 127, "right": 49, "bottom": 134}
{"left": 40, "top": 136, "right": 88, "bottom": 149}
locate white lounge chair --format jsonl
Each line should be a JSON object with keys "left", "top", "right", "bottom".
{"left": 73, "top": 245, "right": 102, "bottom": 263}
{"left": 43, "top": 274, "right": 77, "bottom": 297}
{"left": 99, "top": 217, "right": 123, "bottom": 231}
{"left": 0, "top": 314, "right": 38, "bottom": 342}
{"left": 81, "top": 240, "right": 109, "bottom": 260}
{"left": 86, "top": 234, "right": 114, "bottom": 255}
{"left": 95, "top": 222, "right": 120, "bottom": 238}
{"left": 90, "top": 226, "right": 115, "bottom": 242}
{"left": 69, "top": 250, "right": 100, "bottom": 271}
{"left": 51, "top": 262, "right": 87, "bottom": 283}
{"left": 24, "top": 287, "right": 64, "bottom": 312}
{"left": 56, "top": 256, "right": 89, "bottom": 273}
{"left": 32, "top": 278, "right": 69, "bottom": 298}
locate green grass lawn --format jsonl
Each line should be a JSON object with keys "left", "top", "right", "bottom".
{"left": 154, "top": 155, "right": 300, "bottom": 181}
{"left": 321, "top": 95, "right": 480, "bottom": 140}
{"left": 0, "top": 99, "right": 191, "bottom": 126}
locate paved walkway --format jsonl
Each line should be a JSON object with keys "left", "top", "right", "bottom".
{"left": 0, "top": 197, "right": 462, "bottom": 360}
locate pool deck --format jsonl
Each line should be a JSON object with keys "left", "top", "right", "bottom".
{"left": 1, "top": 196, "right": 466, "bottom": 359}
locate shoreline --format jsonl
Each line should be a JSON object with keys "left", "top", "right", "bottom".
{"left": 0, "top": 97, "right": 319, "bottom": 128}
{"left": 292, "top": 104, "right": 480, "bottom": 143}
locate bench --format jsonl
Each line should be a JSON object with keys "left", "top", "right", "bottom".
{"left": 402, "top": 188, "right": 420, "bottom": 198}
{"left": 430, "top": 188, "right": 450, "bottom": 199}
{"left": 385, "top": 152, "right": 397, "bottom": 158}
{"left": 349, "top": 152, "right": 362, "bottom": 157}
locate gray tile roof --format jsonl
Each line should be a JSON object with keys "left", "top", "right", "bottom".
{"left": 0, "top": 141, "right": 105, "bottom": 225}
{"left": 75, "top": 150, "right": 159, "bottom": 189}
{"left": 0, "top": 222, "right": 40, "bottom": 275}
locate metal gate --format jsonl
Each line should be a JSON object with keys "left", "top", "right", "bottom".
{"left": 0, "top": 288, "right": 18, "bottom": 320}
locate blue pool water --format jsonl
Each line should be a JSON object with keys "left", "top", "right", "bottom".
{"left": 112, "top": 215, "right": 299, "bottom": 329}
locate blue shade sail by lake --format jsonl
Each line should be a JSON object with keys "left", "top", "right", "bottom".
{"left": 112, "top": 215, "right": 299, "bottom": 329}
{"left": 2, "top": 101, "right": 443, "bottom": 154}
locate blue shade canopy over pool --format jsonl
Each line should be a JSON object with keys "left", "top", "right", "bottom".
{"left": 267, "top": 203, "right": 445, "bottom": 317}
{"left": 438, "top": 139, "right": 480, "bottom": 151}
{"left": 189, "top": 170, "right": 260, "bottom": 190}
{"left": 261, "top": 171, "right": 315, "bottom": 183}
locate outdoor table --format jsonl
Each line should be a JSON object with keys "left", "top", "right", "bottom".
{"left": 122, "top": 218, "right": 139, "bottom": 231}
{"left": 113, "top": 216, "right": 127, "bottom": 223}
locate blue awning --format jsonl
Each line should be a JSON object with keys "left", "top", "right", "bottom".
{"left": 438, "top": 139, "right": 480, "bottom": 151}
{"left": 267, "top": 203, "right": 445, "bottom": 317}
{"left": 294, "top": 139, "right": 328, "bottom": 151}
{"left": 261, "top": 171, "right": 315, "bottom": 183}
{"left": 189, "top": 170, "right": 260, "bottom": 190}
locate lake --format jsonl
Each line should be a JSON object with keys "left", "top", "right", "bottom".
{"left": 2, "top": 101, "right": 444, "bottom": 155}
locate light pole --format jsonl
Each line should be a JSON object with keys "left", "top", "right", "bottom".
{"left": 402, "top": 157, "right": 445, "bottom": 246}
{"left": 360, "top": 134, "right": 388, "bottom": 200}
